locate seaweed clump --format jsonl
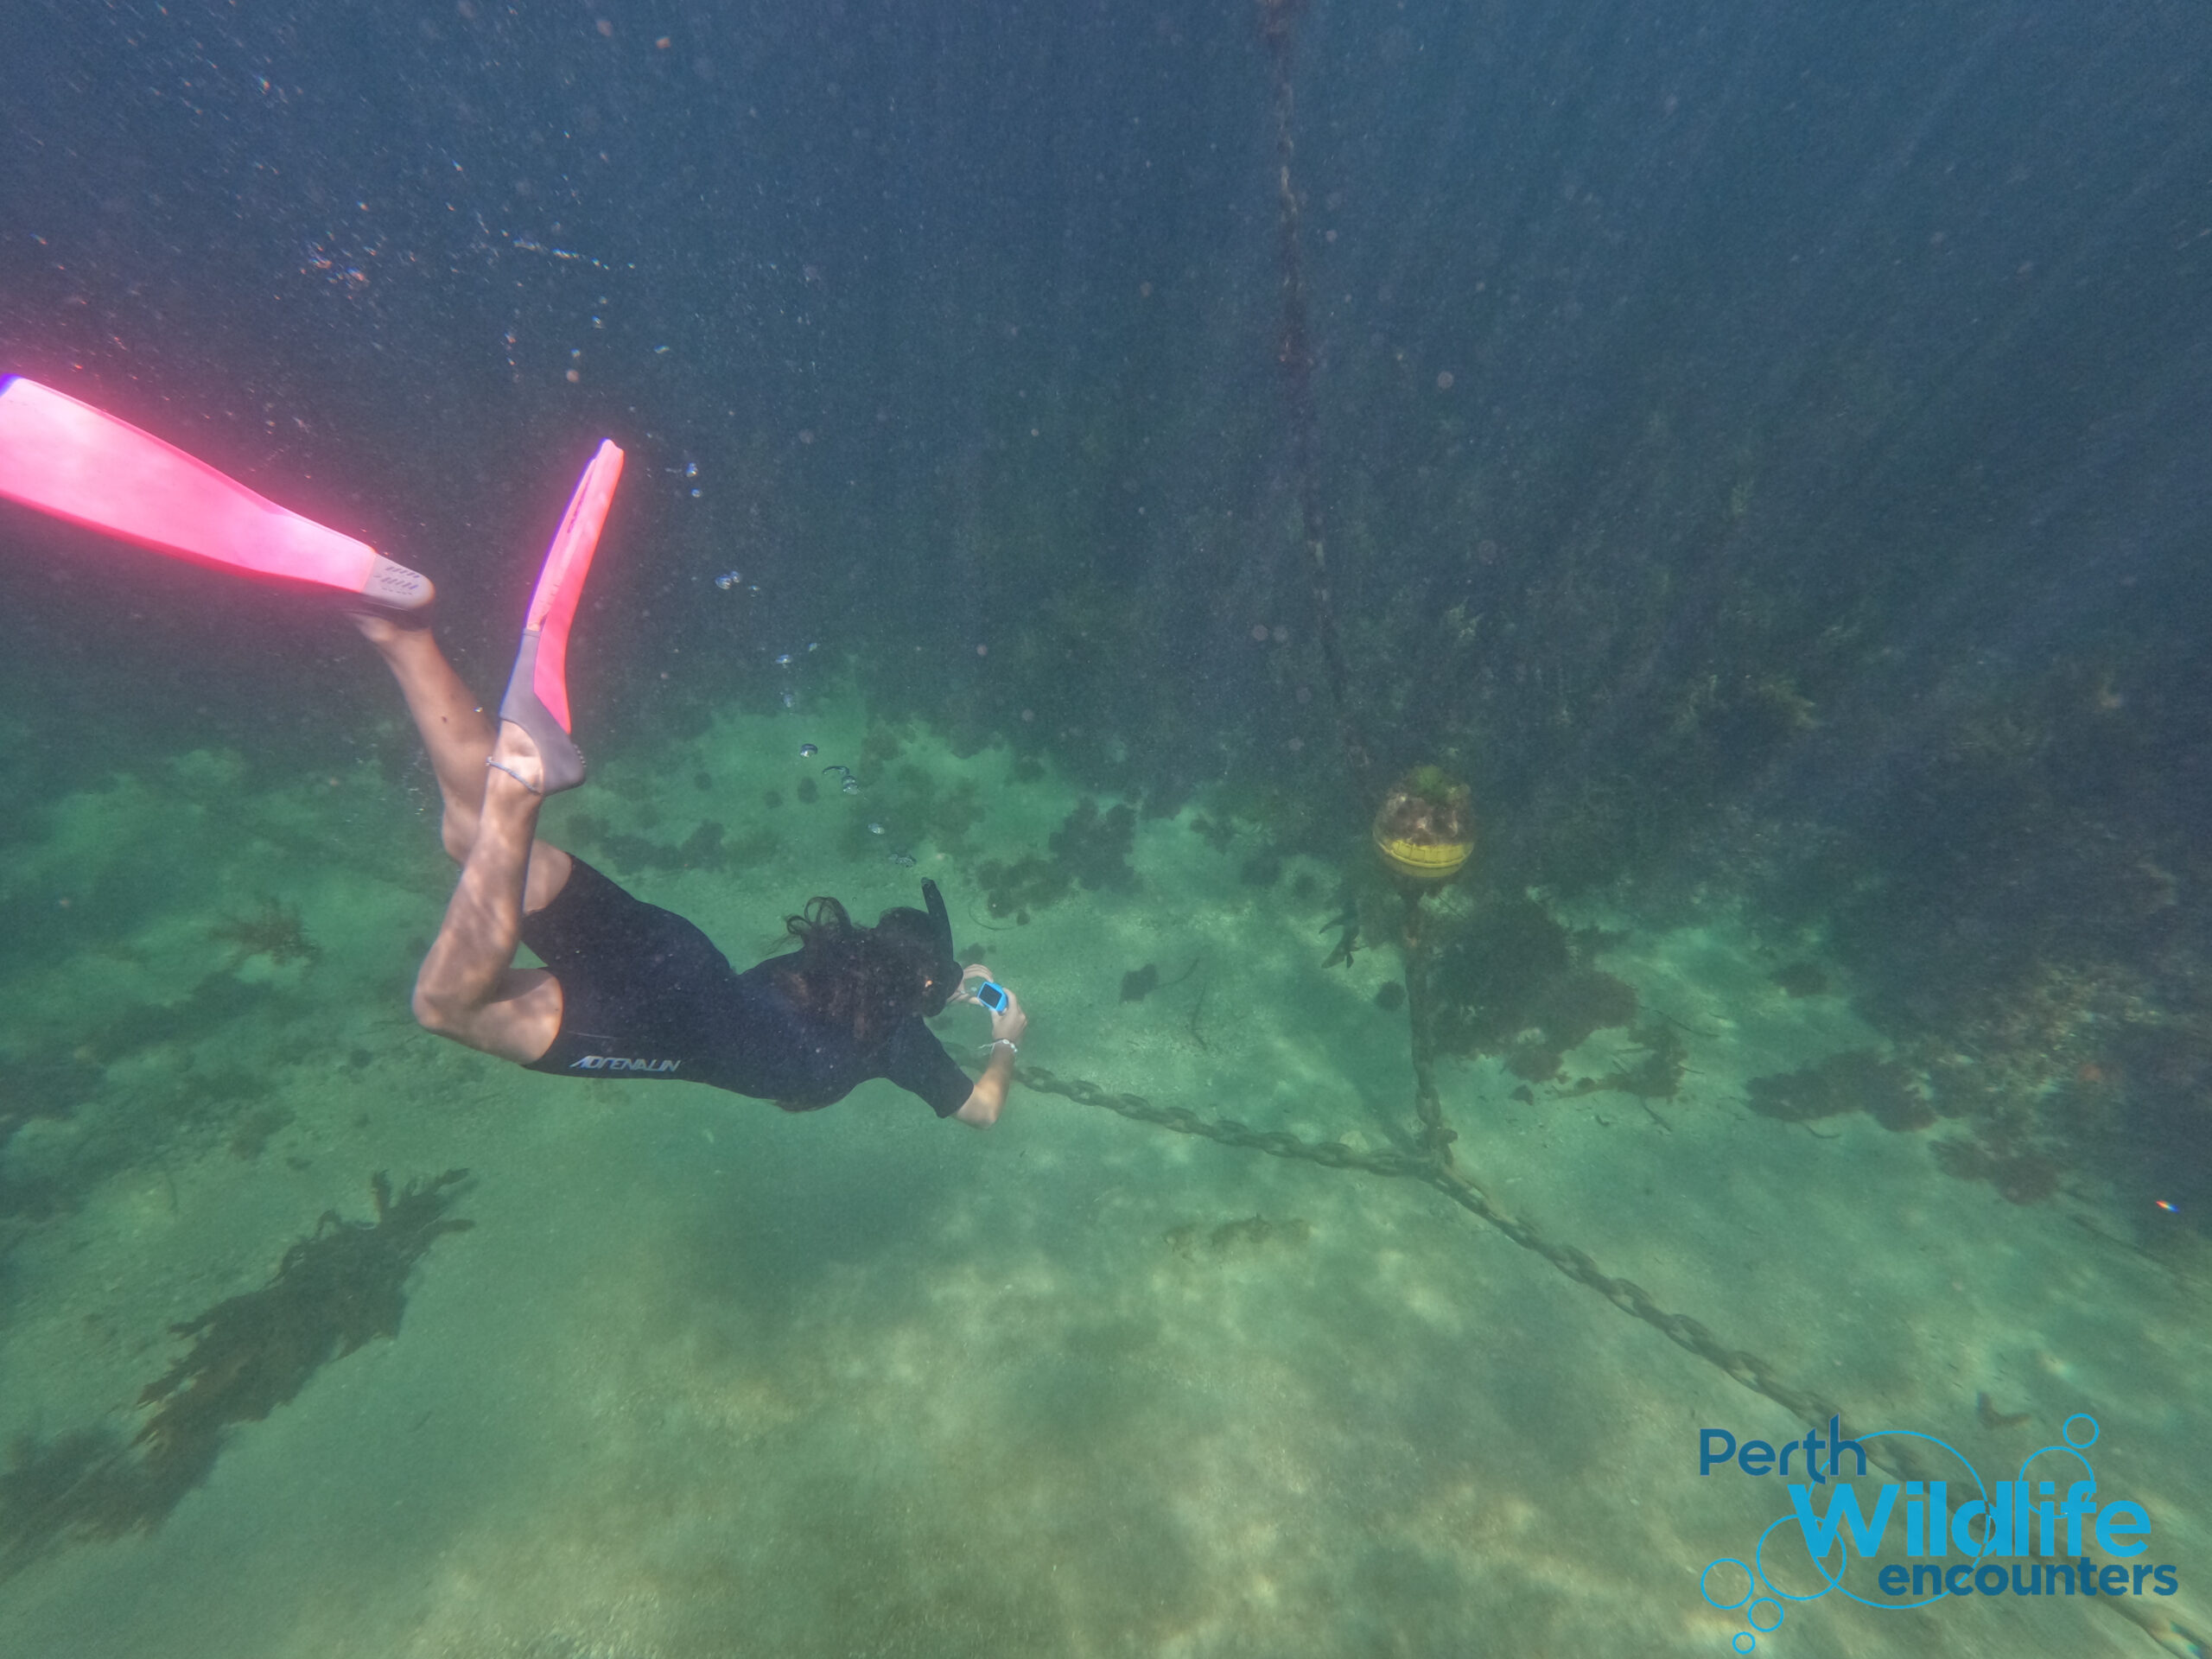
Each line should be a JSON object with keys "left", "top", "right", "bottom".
{"left": 0, "top": 1170, "right": 471, "bottom": 1577}
{"left": 1189, "top": 813, "right": 1238, "bottom": 853}
{"left": 1745, "top": 1052, "right": 1934, "bottom": 1132}
{"left": 977, "top": 798, "right": 1137, "bottom": 921}
{"left": 1426, "top": 893, "right": 1639, "bottom": 1081}
{"left": 212, "top": 899, "right": 321, "bottom": 969}
{"left": 976, "top": 855, "right": 1071, "bottom": 924}
{"left": 1050, "top": 798, "right": 1137, "bottom": 890}
{"left": 1559, "top": 1020, "right": 1688, "bottom": 1100}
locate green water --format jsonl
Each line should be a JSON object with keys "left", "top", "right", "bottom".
{"left": 2, "top": 680, "right": 2202, "bottom": 1657}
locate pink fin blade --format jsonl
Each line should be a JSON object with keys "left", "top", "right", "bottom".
{"left": 523, "top": 439, "right": 625, "bottom": 734}
{"left": 0, "top": 375, "right": 425, "bottom": 607}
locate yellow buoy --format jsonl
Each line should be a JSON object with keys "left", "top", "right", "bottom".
{"left": 1372, "top": 766, "right": 1474, "bottom": 883}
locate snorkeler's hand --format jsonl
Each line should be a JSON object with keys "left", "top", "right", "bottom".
{"left": 989, "top": 988, "right": 1027, "bottom": 1051}
{"left": 957, "top": 963, "right": 995, "bottom": 1004}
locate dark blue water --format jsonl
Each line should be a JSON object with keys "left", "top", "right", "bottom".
{"left": 6, "top": 0, "right": 2204, "bottom": 868}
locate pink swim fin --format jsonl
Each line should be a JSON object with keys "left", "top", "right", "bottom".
{"left": 498, "top": 439, "right": 624, "bottom": 794}
{"left": 0, "top": 375, "right": 431, "bottom": 613}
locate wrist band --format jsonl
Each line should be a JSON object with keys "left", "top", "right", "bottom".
{"left": 980, "top": 1038, "right": 1019, "bottom": 1057}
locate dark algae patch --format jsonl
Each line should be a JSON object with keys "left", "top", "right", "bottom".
{"left": 978, "top": 798, "right": 1139, "bottom": 921}
{"left": 1189, "top": 813, "right": 1237, "bottom": 853}
{"left": 861, "top": 766, "right": 987, "bottom": 857}
{"left": 1426, "top": 893, "right": 1639, "bottom": 1082}
{"left": 137, "top": 1169, "right": 473, "bottom": 1463}
{"left": 0, "top": 1170, "right": 471, "bottom": 1576}
{"left": 1556, "top": 1020, "right": 1688, "bottom": 1102}
{"left": 1745, "top": 1052, "right": 1934, "bottom": 1133}
{"left": 1049, "top": 798, "right": 1136, "bottom": 891}
{"left": 976, "top": 854, "right": 1071, "bottom": 924}
{"left": 211, "top": 898, "right": 321, "bottom": 969}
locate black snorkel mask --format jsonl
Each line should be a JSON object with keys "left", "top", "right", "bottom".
{"left": 919, "top": 878, "right": 960, "bottom": 1014}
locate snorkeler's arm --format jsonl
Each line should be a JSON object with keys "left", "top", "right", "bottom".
{"left": 952, "top": 987, "right": 1027, "bottom": 1128}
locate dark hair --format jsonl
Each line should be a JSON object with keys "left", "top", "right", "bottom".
{"left": 774, "top": 896, "right": 953, "bottom": 1050}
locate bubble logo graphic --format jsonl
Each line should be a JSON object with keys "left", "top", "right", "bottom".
{"left": 1697, "top": 1414, "right": 2158, "bottom": 1649}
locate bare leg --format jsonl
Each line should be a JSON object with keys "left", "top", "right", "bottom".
{"left": 355, "top": 612, "right": 569, "bottom": 1060}
{"left": 410, "top": 721, "right": 566, "bottom": 1061}
{"left": 353, "top": 612, "right": 570, "bottom": 906}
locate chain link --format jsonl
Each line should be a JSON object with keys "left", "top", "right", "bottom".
{"left": 1022, "top": 1062, "right": 1885, "bottom": 1465}
{"left": 1015, "top": 1058, "right": 2212, "bottom": 1654}
{"left": 1022, "top": 1067, "right": 1440, "bottom": 1180}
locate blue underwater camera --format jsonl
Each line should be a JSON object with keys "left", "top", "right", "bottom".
{"left": 974, "top": 980, "right": 1010, "bottom": 1014}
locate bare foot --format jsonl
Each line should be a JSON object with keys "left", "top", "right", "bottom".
{"left": 349, "top": 582, "right": 438, "bottom": 651}
{"left": 352, "top": 610, "right": 407, "bottom": 650}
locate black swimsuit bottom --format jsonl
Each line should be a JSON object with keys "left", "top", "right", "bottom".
{"left": 517, "top": 858, "right": 973, "bottom": 1117}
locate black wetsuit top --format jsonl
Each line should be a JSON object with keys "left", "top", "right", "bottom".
{"left": 518, "top": 859, "right": 974, "bottom": 1117}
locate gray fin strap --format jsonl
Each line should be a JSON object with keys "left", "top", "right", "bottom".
{"left": 498, "top": 631, "right": 587, "bottom": 794}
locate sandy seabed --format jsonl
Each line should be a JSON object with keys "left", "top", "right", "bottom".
{"left": 2, "top": 688, "right": 2205, "bottom": 1659}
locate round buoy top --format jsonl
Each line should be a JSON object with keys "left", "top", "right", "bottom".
{"left": 1371, "top": 766, "right": 1475, "bottom": 883}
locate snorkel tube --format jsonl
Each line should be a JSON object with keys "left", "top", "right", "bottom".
{"left": 920, "top": 879, "right": 960, "bottom": 1012}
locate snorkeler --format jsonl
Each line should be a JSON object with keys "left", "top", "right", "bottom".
{"left": 0, "top": 375, "right": 1027, "bottom": 1125}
